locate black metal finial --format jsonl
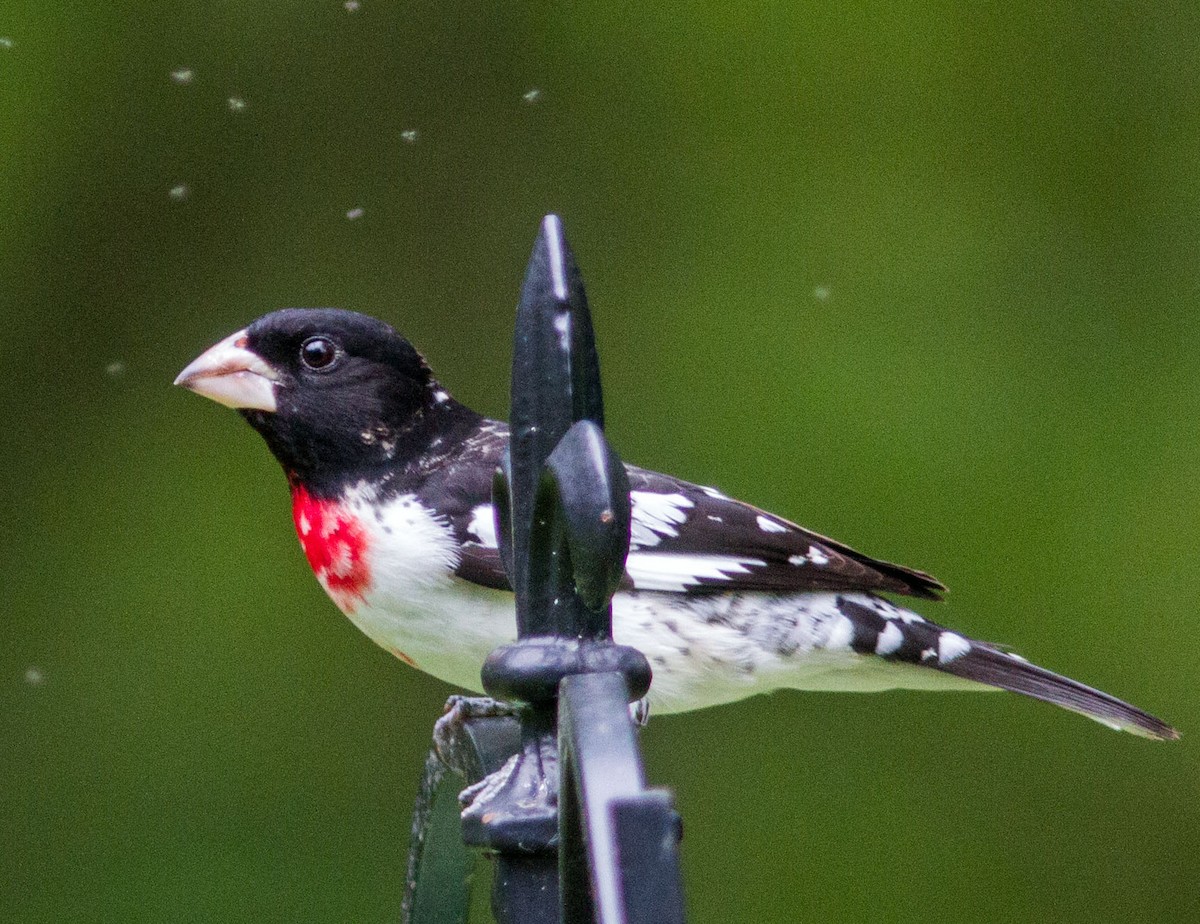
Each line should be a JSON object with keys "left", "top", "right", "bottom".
{"left": 497, "top": 214, "right": 626, "bottom": 638}
{"left": 485, "top": 215, "right": 645, "bottom": 704}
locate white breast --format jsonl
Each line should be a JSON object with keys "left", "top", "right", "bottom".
{"left": 335, "top": 488, "right": 515, "bottom": 689}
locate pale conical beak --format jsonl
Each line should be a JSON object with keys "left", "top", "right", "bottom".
{"left": 174, "top": 328, "right": 280, "bottom": 412}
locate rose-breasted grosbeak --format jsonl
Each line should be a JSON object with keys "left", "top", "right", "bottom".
{"left": 176, "top": 308, "right": 1177, "bottom": 739}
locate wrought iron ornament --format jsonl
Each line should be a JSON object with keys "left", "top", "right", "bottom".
{"left": 403, "top": 216, "right": 686, "bottom": 924}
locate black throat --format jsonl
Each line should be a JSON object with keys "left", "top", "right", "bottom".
{"left": 242, "top": 392, "right": 486, "bottom": 498}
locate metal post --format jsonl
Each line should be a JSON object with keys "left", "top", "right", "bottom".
{"left": 403, "top": 216, "right": 685, "bottom": 924}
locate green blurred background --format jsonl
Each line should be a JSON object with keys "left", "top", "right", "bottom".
{"left": 2, "top": 2, "right": 1198, "bottom": 921}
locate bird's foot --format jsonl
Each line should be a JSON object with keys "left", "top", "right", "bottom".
{"left": 433, "top": 695, "right": 517, "bottom": 773}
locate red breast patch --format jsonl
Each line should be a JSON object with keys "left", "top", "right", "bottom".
{"left": 291, "top": 486, "right": 371, "bottom": 613}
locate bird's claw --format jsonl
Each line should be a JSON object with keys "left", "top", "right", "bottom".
{"left": 433, "top": 695, "right": 517, "bottom": 772}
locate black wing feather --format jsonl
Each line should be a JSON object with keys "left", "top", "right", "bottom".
{"left": 624, "top": 465, "right": 945, "bottom": 599}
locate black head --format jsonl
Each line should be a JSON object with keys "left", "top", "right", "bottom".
{"left": 176, "top": 308, "right": 481, "bottom": 491}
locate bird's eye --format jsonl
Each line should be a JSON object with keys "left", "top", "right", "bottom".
{"left": 300, "top": 337, "right": 338, "bottom": 370}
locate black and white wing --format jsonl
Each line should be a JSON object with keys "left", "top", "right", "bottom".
{"left": 619, "top": 465, "right": 944, "bottom": 599}
{"left": 424, "top": 419, "right": 942, "bottom": 601}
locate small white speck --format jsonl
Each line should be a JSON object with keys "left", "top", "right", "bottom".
{"left": 298, "top": 512, "right": 311, "bottom": 536}
{"left": 806, "top": 545, "right": 831, "bottom": 566}
{"left": 553, "top": 312, "right": 571, "bottom": 350}
{"left": 227, "top": 96, "right": 247, "bottom": 112}
{"left": 522, "top": 88, "right": 542, "bottom": 104}
{"left": 813, "top": 285, "right": 831, "bottom": 302}
{"left": 938, "top": 632, "right": 971, "bottom": 663}
{"left": 706, "top": 515, "right": 723, "bottom": 523}
{"left": 344, "top": 0, "right": 360, "bottom": 10}
{"left": 467, "top": 504, "right": 498, "bottom": 548}
{"left": 105, "top": 361, "right": 125, "bottom": 377}
{"left": 0, "top": 37, "right": 15, "bottom": 50}
{"left": 875, "top": 622, "right": 904, "bottom": 656}
{"left": 346, "top": 207, "right": 365, "bottom": 221}
{"left": 434, "top": 390, "right": 449, "bottom": 404}
{"left": 400, "top": 129, "right": 419, "bottom": 144}
{"left": 169, "top": 184, "right": 189, "bottom": 202}
{"left": 756, "top": 515, "right": 787, "bottom": 534}
{"left": 170, "top": 68, "right": 194, "bottom": 85}
{"left": 24, "top": 667, "right": 44, "bottom": 685}
{"left": 787, "top": 554, "right": 807, "bottom": 566}
{"left": 825, "top": 615, "right": 855, "bottom": 651}
{"left": 920, "top": 647, "right": 938, "bottom": 662}
{"left": 700, "top": 486, "right": 727, "bottom": 499}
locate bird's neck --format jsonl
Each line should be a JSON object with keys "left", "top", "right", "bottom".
{"left": 273, "top": 396, "right": 487, "bottom": 500}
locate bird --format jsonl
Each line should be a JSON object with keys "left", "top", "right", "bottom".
{"left": 175, "top": 307, "right": 1177, "bottom": 740}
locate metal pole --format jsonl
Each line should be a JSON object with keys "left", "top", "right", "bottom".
{"left": 404, "top": 216, "right": 685, "bottom": 924}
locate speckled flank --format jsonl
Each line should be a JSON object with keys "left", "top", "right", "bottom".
{"left": 608, "top": 590, "right": 985, "bottom": 712}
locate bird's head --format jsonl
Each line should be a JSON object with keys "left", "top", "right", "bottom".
{"left": 175, "top": 308, "right": 475, "bottom": 490}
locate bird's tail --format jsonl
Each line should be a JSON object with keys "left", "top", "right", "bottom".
{"left": 835, "top": 595, "right": 1178, "bottom": 740}
{"left": 935, "top": 642, "right": 1179, "bottom": 740}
